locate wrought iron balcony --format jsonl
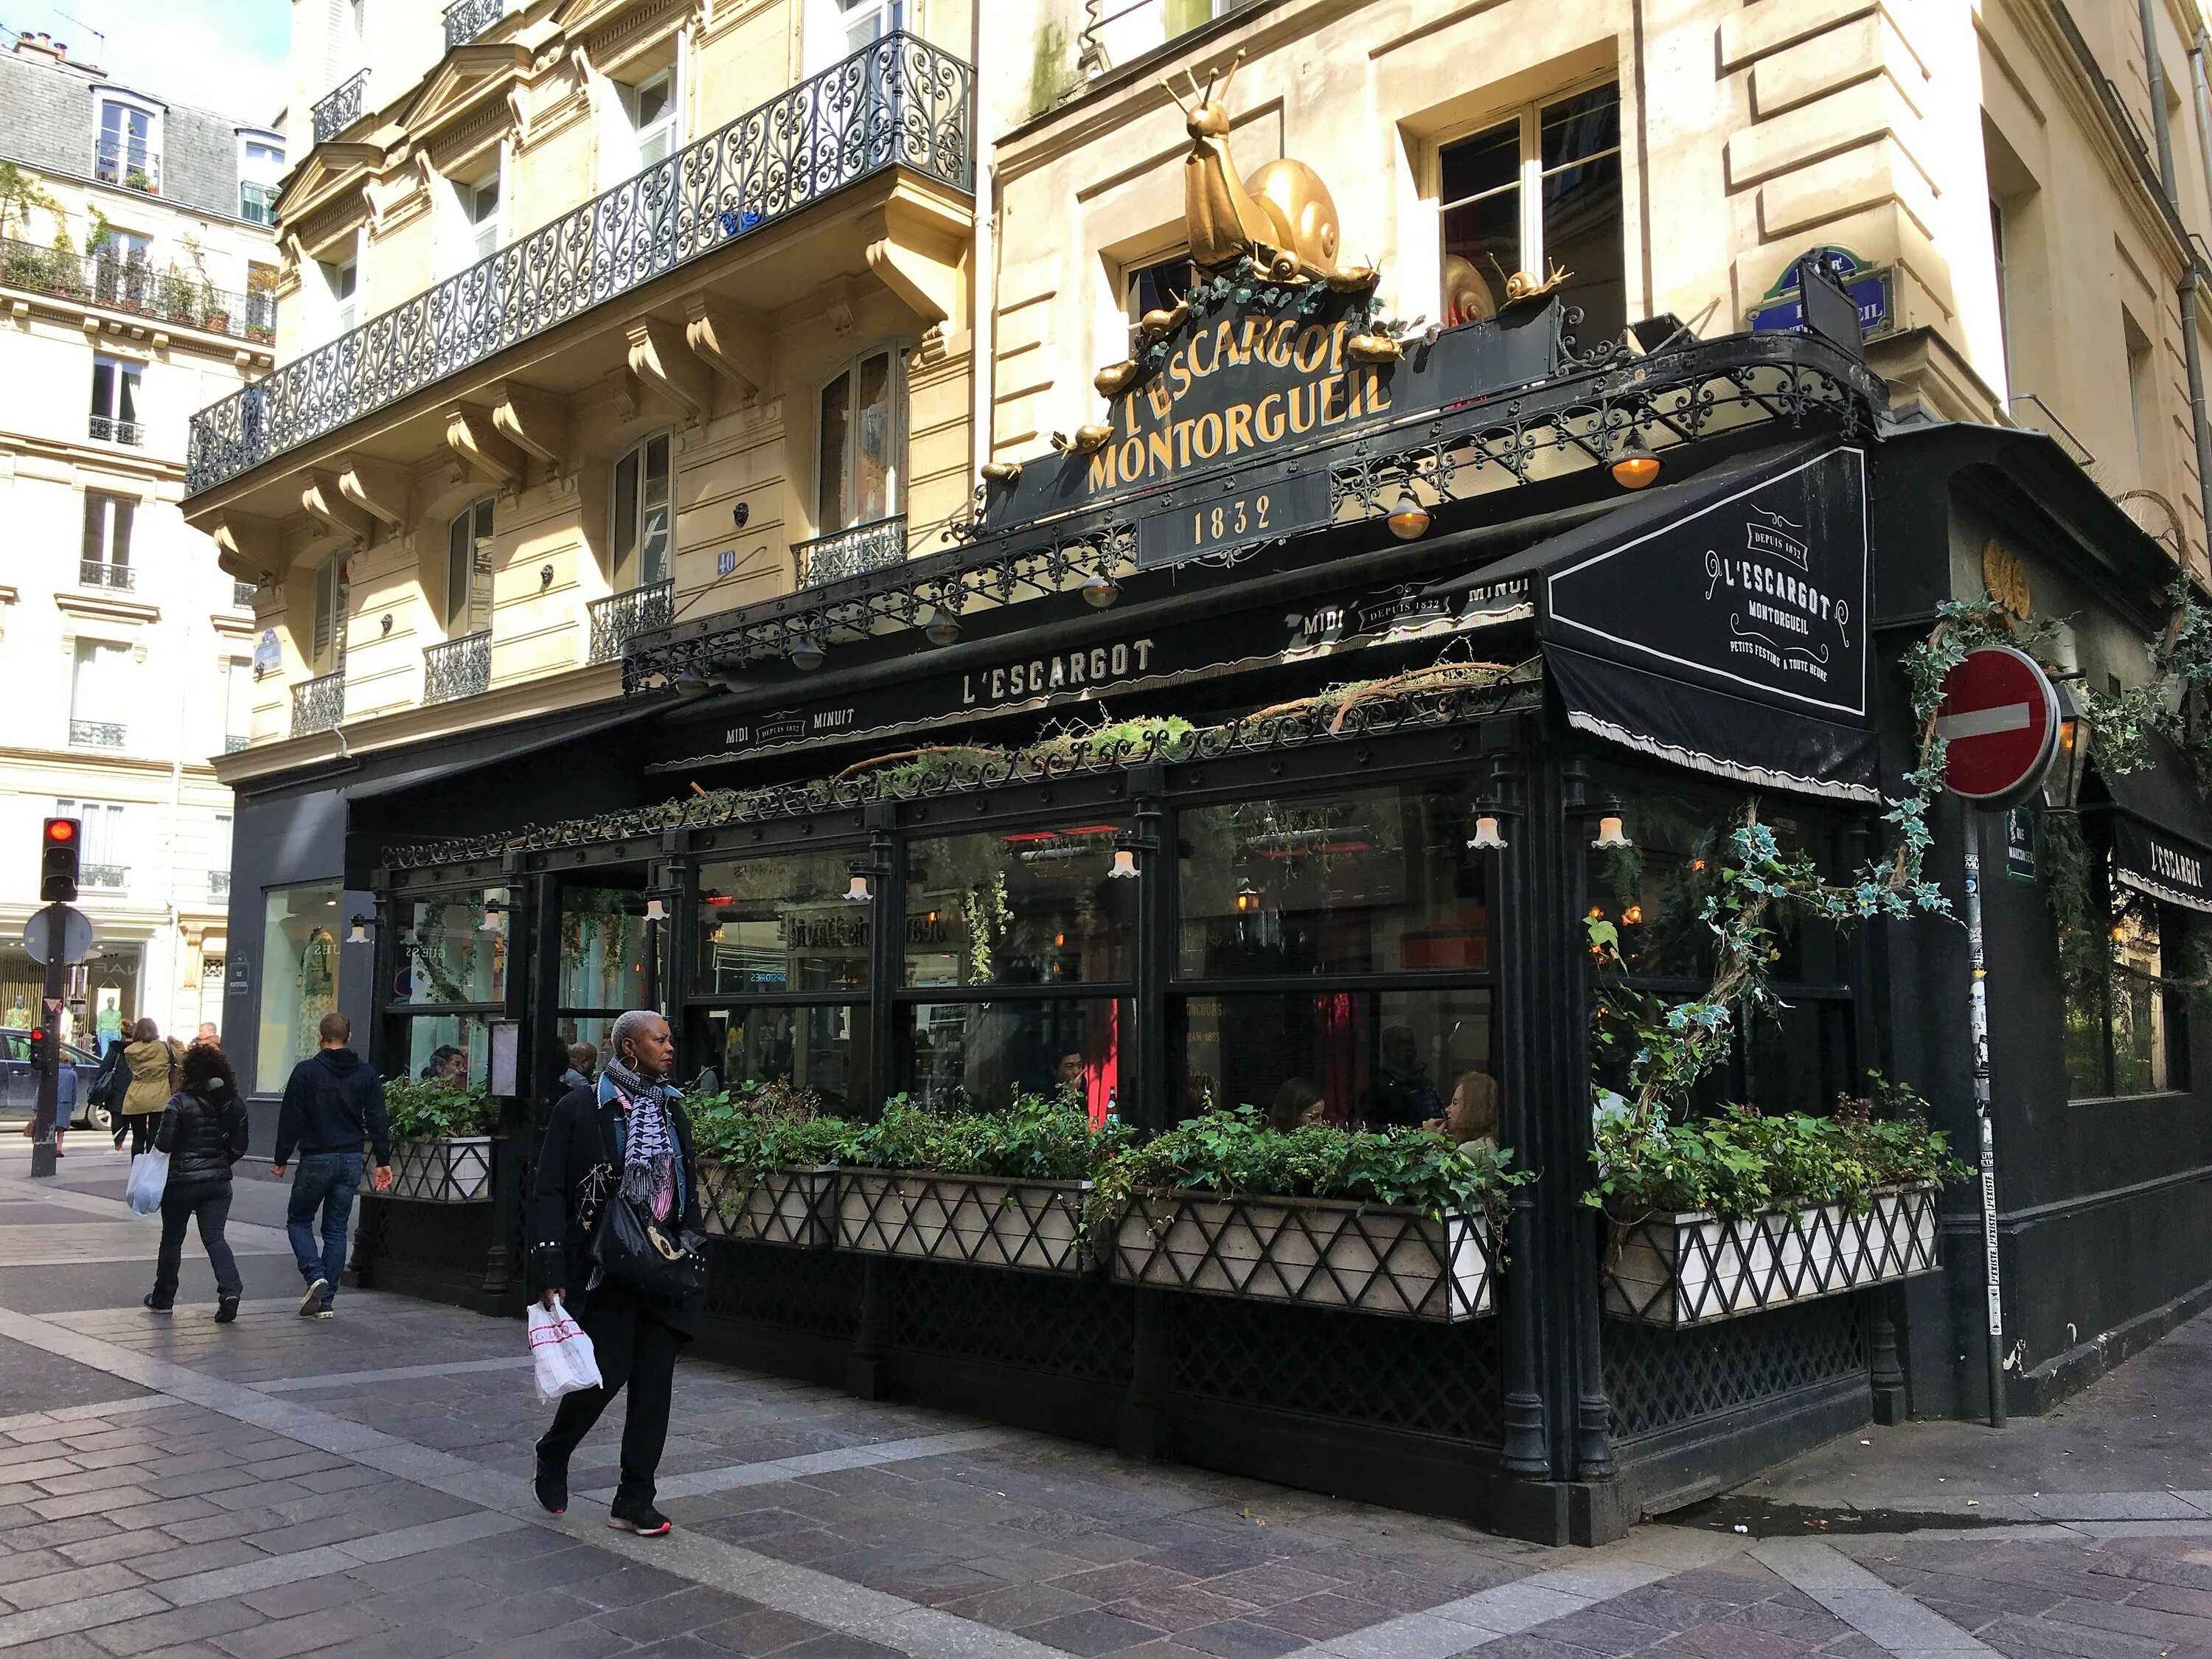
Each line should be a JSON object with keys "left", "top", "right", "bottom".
{"left": 424, "top": 630, "right": 491, "bottom": 703}
{"left": 589, "top": 580, "right": 673, "bottom": 664}
{"left": 88, "top": 414, "right": 143, "bottom": 446}
{"left": 796, "top": 515, "right": 907, "bottom": 587}
{"left": 78, "top": 560, "right": 134, "bottom": 591}
{"left": 0, "top": 239, "right": 276, "bottom": 345}
{"left": 240, "top": 181, "right": 278, "bottom": 226}
{"left": 232, "top": 581, "right": 257, "bottom": 609}
{"left": 313, "top": 70, "right": 370, "bottom": 145}
{"left": 187, "top": 32, "right": 973, "bottom": 497}
{"left": 80, "top": 863, "right": 127, "bottom": 890}
{"left": 208, "top": 869, "right": 231, "bottom": 896}
{"left": 92, "top": 137, "right": 160, "bottom": 195}
{"left": 69, "top": 719, "right": 125, "bottom": 749}
{"left": 223, "top": 734, "right": 250, "bottom": 754}
{"left": 444, "top": 0, "right": 504, "bottom": 49}
{"left": 291, "top": 670, "right": 344, "bottom": 737}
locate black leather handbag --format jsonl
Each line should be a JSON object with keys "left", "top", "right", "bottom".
{"left": 589, "top": 1187, "right": 707, "bottom": 1304}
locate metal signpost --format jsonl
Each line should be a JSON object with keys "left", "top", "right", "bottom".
{"left": 19, "top": 904, "right": 91, "bottom": 1180}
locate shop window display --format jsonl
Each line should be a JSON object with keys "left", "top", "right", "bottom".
{"left": 904, "top": 995, "right": 1127, "bottom": 1118}
{"left": 905, "top": 827, "right": 1133, "bottom": 987}
{"left": 698, "top": 1004, "right": 870, "bottom": 1110}
{"left": 696, "top": 852, "right": 869, "bottom": 995}
{"left": 258, "top": 883, "right": 341, "bottom": 1088}
{"left": 394, "top": 897, "right": 505, "bottom": 1006}
{"left": 559, "top": 888, "right": 654, "bottom": 1010}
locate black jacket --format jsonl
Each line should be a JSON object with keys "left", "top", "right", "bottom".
{"left": 154, "top": 1081, "right": 250, "bottom": 1194}
{"left": 527, "top": 1082, "right": 704, "bottom": 1335}
{"left": 90, "top": 1042, "right": 129, "bottom": 1110}
{"left": 275, "top": 1047, "right": 392, "bottom": 1166}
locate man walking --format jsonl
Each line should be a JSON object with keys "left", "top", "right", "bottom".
{"left": 274, "top": 1012, "right": 392, "bottom": 1318}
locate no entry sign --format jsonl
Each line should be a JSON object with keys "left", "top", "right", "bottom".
{"left": 1935, "top": 644, "right": 2059, "bottom": 805}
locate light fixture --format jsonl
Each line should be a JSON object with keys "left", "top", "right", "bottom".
{"left": 1107, "top": 848, "right": 1140, "bottom": 880}
{"left": 1082, "top": 571, "right": 1121, "bottom": 609}
{"left": 924, "top": 607, "right": 961, "bottom": 646}
{"left": 644, "top": 897, "right": 667, "bottom": 922}
{"left": 1386, "top": 486, "right": 1431, "bottom": 540}
{"left": 346, "top": 914, "right": 372, "bottom": 945}
{"left": 1234, "top": 881, "right": 1261, "bottom": 914}
{"left": 1622, "top": 903, "right": 1644, "bottom": 925}
{"left": 1591, "top": 805, "right": 1633, "bottom": 849}
{"left": 1610, "top": 430, "right": 1660, "bottom": 490}
{"left": 1467, "top": 814, "right": 1508, "bottom": 852}
{"left": 709, "top": 923, "right": 726, "bottom": 943}
{"left": 790, "top": 638, "right": 825, "bottom": 672}
{"left": 674, "top": 669, "right": 712, "bottom": 697}
{"left": 2043, "top": 682, "right": 2092, "bottom": 811}
{"left": 844, "top": 873, "right": 872, "bottom": 903}
{"left": 479, "top": 898, "right": 504, "bottom": 933}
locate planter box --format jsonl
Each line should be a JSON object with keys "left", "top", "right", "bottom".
{"left": 697, "top": 1161, "right": 834, "bottom": 1250}
{"left": 372, "top": 1136, "right": 493, "bottom": 1203}
{"left": 835, "top": 1169, "right": 1093, "bottom": 1274}
{"left": 1110, "top": 1189, "right": 1496, "bottom": 1321}
{"left": 1603, "top": 1183, "right": 1941, "bottom": 1327}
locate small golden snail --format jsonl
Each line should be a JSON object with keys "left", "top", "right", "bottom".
{"left": 1137, "top": 299, "right": 1190, "bottom": 342}
{"left": 1053, "top": 425, "right": 1115, "bottom": 456}
{"left": 980, "top": 462, "right": 1022, "bottom": 485}
{"left": 1094, "top": 360, "right": 1141, "bottom": 397}
{"left": 1346, "top": 333, "right": 1404, "bottom": 364}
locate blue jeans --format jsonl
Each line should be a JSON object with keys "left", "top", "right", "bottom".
{"left": 286, "top": 1152, "right": 364, "bottom": 1300}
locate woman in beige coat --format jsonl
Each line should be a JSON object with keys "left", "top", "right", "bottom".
{"left": 114, "top": 1018, "right": 184, "bottom": 1157}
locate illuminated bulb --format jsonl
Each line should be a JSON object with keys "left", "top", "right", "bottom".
{"left": 644, "top": 897, "right": 667, "bottom": 922}
{"left": 1610, "top": 431, "right": 1660, "bottom": 490}
{"left": 1234, "top": 885, "right": 1259, "bottom": 914}
{"left": 1385, "top": 487, "right": 1431, "bottom": 540}
{"left": 1107, "top": 849, "right": 1140, "bottom": 880}
{"left": 480, "top": 900, "right": 504, "bottom": 933}
{"left": 346, "top": 917, "right": 369, "bottom": 945}
{"left": 1054, "top": 931, "right": 1066, "bottom": 947}
{"left": 1587, "top": 906, "right": 1605, "bottom": 921}
{"left": 1622, "top": 904, "right": 1644, "bottom": 925}
{"left": 1466, "top": 815, "right": 1507, "bottom": 852}
{"left": 790, "top": 639, "right": 825, "bottom": 671}
{"left": 1592, "top": 814, "right": 1632, "bottom": 849}
{"left": 844, "top": 874, "right": 872, "bottom": 903}
{"left": 1082, "top": 571, "right": 1121, "bottom": 609}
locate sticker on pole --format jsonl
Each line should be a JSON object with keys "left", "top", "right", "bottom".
{"left": 1935, "top": 645, "right": 2059, "bottom": 806}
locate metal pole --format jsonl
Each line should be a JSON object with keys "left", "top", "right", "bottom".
{"left": 29, "top": 900, "right": 64, "bottom": 1178}
{"left": 1963, "top": 846, "right": 2005, "bottom": 1428}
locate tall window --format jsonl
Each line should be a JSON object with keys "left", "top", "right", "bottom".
{"left": 1990, "top": 198, "right": 2011, "bottom": 385}
{"left": 319, "top": 250, "right": 358, "bottom": 335}
{"left": 259, "top": 883, "right": 340, "bottom": 1086}
{"left": 445, "top": 498, "right": 495, "bottom": 635}
{"left": 611, "top": 433, "right": 672, "bottom": 589}
{"left": 620, "top": 68, "right": 678, "bottom": 167}
{"left": 91, "top": 229, "right": 151, "bottom": 310}
{"left": 56, "top": 799, "right": 127, "bottom": 888}
{"left": 69, "top": 644, "right": 132, "bottom": 749}
{"left": 1439, "top": 81, "right": 1624, "bottom": 343}
{"left": 839, "top": 0, "right": 904, "bottom": 52}
{"left": 89, "top": 356, "right": 142, "bottom": 445}
{"left": 454, "top": 167, "right": 500, "bottom": 268}
{"left": 817, "top": 351, "right": 898, "bottom": 533}
{"left": 80, "top": 492, "right": 133, "bottom": 586}
{"left": 2126, "top": 310, "right": 2155, "bottom": 482}
{"left": 95, "top": 98, "right": 159, "bottom": 193}
{"left": 2065, "top": 854, "right": 2191, "bottom": 1100}
{"left": 240, "top": 136, "right": 285, "bottom": 224}
{"left": 223, "top": 657, "right": 253, "bottom": 751}
{"left": 308, "top": 555, "right": 348, "bottom": 674}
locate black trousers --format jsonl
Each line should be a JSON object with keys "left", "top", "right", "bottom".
{"left": 537, "top": 1289, "right": 682, "bottom": 1514}
{"left": 121, "top": 1113, "right": 157, "bottom": 1155}
{"left": 154, "top": 1186, "right": 241, "bottom": 1301}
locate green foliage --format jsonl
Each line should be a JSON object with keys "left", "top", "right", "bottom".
{"left": 1085, "top": 1105, "right": 1530, "bottom": 1236}
{"left": 0, "top": 162, "right": 59, "bottom": 242}
{"left": 690, "top": 1082, "right": 857, "bottom": 1209}
{"left": 849, "top": 1090, "right": 1133, "bottom": 1180}
{"left": 1586, "top": 1079, "right": 1965, "bottom": 1222}
{"left": 383, "top": 1078, "right": 495, "bottom": 1141}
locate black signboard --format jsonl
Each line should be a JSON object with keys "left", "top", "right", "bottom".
{"left": 2114, "top": 815, "right": 2212, "bottom": 914}
{"left": 1136, "top": 469, "right": 1330, "bottom": 568}
{"left": 2004, "top": 807, "right": 2038, "bottom": 884}
{"left": 1543, "top": 446, "right": 1868, "bottom": 720}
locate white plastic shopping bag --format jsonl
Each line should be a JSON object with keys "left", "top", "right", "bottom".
{"left": 124, "top": 1150, "right": 169, "bottom": 1217}
{"left": 529, "top": 1295, "right": 602, "bottom": 1402}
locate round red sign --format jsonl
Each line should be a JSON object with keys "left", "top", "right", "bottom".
{"left": 1935, "top": 644, "right": 2059, "bottom": 804}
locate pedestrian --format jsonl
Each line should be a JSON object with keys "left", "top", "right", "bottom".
{"left": 560, "top": 1042, "right": 597, "bottom": 1093}
{"left": 273, "top": 1012, "right": 393, "bottom": 1319}
{"left": 420, "top": 1044, "right": 467, "bottom": 1085}
{"left": 191, "top": 1022, "right": 221, "bottom": 1051}
{"left": 19, "top": 1060, "right": 74, "bottom": 1157}
{"left": 529, "top": 1009, "right": 702, "bottom": 1537}
{"left": 88, "top": 1037, "right": 128, "bottom": 1139}
{"left": 114, "top": 1019, "right": 184, "bottom": 1157}
{"left": 145, "top": 1043, "right": 250, "bottom": 1322}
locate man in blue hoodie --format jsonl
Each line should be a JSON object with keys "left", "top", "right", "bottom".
{"left": 273, "top": 1012, "right": 393, "bottom": 1318}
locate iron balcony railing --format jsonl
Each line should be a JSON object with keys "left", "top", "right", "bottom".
{"left": 223, "top": 734, "right": 250, "bottom": 754}
{"left": 78, "top": 560, "right": 134, "bottom": 591}
{"left": 795, "top": 514, "right": 906, "bottom": 587}
{"left": 80, "top": 863, "right": 127, "bottom": 889}
{"left": 423, "top": 629, "right": 491, "bottom": 703}
{"left": 92, "top": 136, "right": 160, "bottom": 195}
{"left": 589, "top": 580, "right": 673, "bottom": 664}
{"left": 187, "top": 32, "right": 973, "bottom": 497}
{"left": 240, "top": 180, "right": 279, "bottom": 226}
{"left": 1, "top": 240, "right": 276, "bottom": 343}
{"left": 69, "top": 719, "right": 125, "bottom": 749}
{"left": 88, "top": 415, "right": 143, "bottom": 445}
{"left": 232, "top": 581, "right": 257, "bottom": 609}
{"left": 313, "top": 70, "right": 370, "bottom": 145}
{"left": 444, "top": 0, "right": 504, "bottom": 49}
{"left": 291, "top": 671, "right": 344, "bottom": 737}
{"left": 208, "top": 869, "right": 231, "bottom": 895}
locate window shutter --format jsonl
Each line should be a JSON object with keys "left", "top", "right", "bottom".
{"left": 111, "top": 497, "right": 133, "bottom": 566}
{"left": 81, "top": 495, "right": 102, "bottom": 566}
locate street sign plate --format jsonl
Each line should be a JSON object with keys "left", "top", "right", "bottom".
{"left": 21, "top": 907, "right": 94, "bottom": 966}
{"left": 1935, "top": 645, "right": 2059, "bottom": 806}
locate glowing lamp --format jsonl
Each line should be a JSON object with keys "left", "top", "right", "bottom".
{"left": 1466, "top": 815, "right": 1508, "bottom": 852}
{"left": 1107, "top": 849, "right": 1140, "bottom": 880}
{"left": 1385, "top": 487, "right": 1431, "bottom": 540}
{"left": 1082, "top": 571, "right": 1121, "bottom": 610}
{"left": 1610, "top": 431, "right": 1660, "bottom": 490}
{"left": 844, "top": 874, "right": 872, "bottom": 903}
{"left": 644, "top": 897, "right": 667, "bottom": 922}
{"left": 1592, "top": 814, "right": 1632, "bottom": 849}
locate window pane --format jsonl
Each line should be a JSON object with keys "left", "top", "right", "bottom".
{"left": 1539, "top": 84, "right": 1621, "bottom": 173}
{"left": 90, "top": 358, "right": 113, "bottom": 418}
{"left": 81, "top": 495, "right": 105, "bottom": 565}
{"left": 111, "top": 498, "right": 133, "bottom": 564}
{"left": 257, "top": 883, "right": 341, "bottom": 1087}
{"left": 696, "top": 851, "right": 870, "bottom": 994}
{"left": 612, "top": 448, "right": 640, "bottom": 575}
{"left": 1178, "top": 987, "right": 1495, "bottom": 1133}
{"left": 905, "top": 996, "right": 1127, "bottom": 1116}
{"left": 818, "top": 369, "right": 852, "bottom": 529}
{"left": 394, "top": 898, "right": 506, "bottom": 1006}
{"left": 640, "top": 434, "right": 671, "bottom": 585}
{"left": 1440, "top": 119, "right": 1521, "bottom": 327}
{"left": 117, "top": 366, "right": 139, "bottom": 425}
{"left": 447, "top": 512, "right": 471, "bottom": 630}
{"left": 905, "top": 826, "right": 1135, "bottom": 987}
{"left": 401, "top": 1014, "right": 488, "bottom": 1087}
{"left": 855, "top": 352, "right": 894, "bottom": 522}
{"left": 1125, "top": 254, "right": 1191, "bottom": 322}
{"left": 1178, "top": 782, "right": 1489, "bottom": 978}
{"left": 559, "top": 889, "right": 653, "bottom": 1009}
{"left": 698, "top": 1004, "right": 871, "bottom": 1113}
{"left": 1540, "top": 85, "right": 1625, "bottom": 347}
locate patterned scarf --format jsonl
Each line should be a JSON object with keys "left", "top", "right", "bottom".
{"left": 602, "top": 1057, "right": 677, "bottom": 1222}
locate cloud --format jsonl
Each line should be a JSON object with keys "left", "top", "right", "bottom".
{"left": 4, "top": 0, "right": 290, "bottom": 128}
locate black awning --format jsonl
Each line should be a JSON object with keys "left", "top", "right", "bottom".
{"left": 2100, "top": 731, "right": 2212, "bottom": 913}
{"left": 347, "top": 701, "right": 661, "bottom": 803}
{"left": 1430, "top": 441, "right": 1877, "bottom": 801}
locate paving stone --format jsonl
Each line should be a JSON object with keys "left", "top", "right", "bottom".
{"left": 1021, "top": 1607, "right": 1173, "bottom": 1655}
{"left": 83, "top": 1598, "right": 269, "bottom": 1656}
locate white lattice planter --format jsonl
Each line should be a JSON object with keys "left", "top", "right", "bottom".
{"left": 696, "top": 1161, "right": 835, "bottom": 1249}
{"left": 1110, "top": 1190, "right": 1496, "bottom": 1321}
{"left": 1604, "top": 1183, "right": 1941, "bottom": 1327}
{"left": 835, "top": 1169, "right": 1094, "bottom": 1274}
{"left": 369, "top": 1137, "right": 493, "bottom": 1203}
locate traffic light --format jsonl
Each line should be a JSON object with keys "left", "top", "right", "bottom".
{"left": 40, "top": 817, "right": 79, "bottom": 902}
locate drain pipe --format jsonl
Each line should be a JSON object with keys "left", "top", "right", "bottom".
{"left": 2183, "top": 34, "right": 2212, "bottom": 575}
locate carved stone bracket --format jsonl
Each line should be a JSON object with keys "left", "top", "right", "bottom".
{"left": 212, "top": 513, "right": 285, "bottom": 586}
{"left": 626, "top": 317, "right": 712, "bottom": 422}
{"left": 301, "top": 470, "right": 377, "bottom": 543}
{"left": 493, "top": 380, "right": 571, "bottom": 466}
{"left": 684, "top": 296, "right": 771, "bottom": 404}
{"left": 445, "top": 403, "right": 529, "bottom": 490}
{"left": 336, "top": 454, "right": 411, "bottom": 529}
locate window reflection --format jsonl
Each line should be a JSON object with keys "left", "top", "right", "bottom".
{"left": 697, "top": 852, "right": 869, "bottom": 995}
{"left": 700, "top": 1004, "right": 870, "bottom": 1113}
{"left": 396, "top": 897, "right": 505, "bottom": 1006}
{"left": 905, "top": 997, "right": 1126, "bottom": 1119}
{"left": 559, "top": 889, "right": 652, "bottom": 1010}
{"left": 905, "top": 827, "right": 1133, "bottom": 987}
{"left": 403, "top": 1014, "right": 488, "bottom": 1086}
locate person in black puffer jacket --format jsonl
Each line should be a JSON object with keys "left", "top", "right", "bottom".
{"left": 146, "top": 1043, "right": 251, "bottom": 1322}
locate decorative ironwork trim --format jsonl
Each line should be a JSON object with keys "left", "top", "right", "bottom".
{"left": 697, "top": 1162, "right": 835, "bottom": 1248}
{"left": 835, "top": 1169, "right": 1095, "bottom": 1275}
{"left": 369, "top": 1136, "right": 495, "bottom": 1203}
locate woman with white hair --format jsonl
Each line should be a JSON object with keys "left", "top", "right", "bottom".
{"left": 526, "top": 1009, "right": 703, "bottom": 1537}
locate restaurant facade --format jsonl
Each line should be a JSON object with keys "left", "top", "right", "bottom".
{"left": 195, "top": 0, "right": 2212, "bottom": 1547}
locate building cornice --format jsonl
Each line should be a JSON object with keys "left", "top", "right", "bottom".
{"left": 54, "top": 589, "right": 160, "bottom": 625}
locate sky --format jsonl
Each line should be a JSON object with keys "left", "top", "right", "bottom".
{"left": 0, "top": 0, "right": 290, "bottom": 128}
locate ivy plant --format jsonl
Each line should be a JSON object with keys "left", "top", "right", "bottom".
{"left": 383, "top": 1078, "right": 496, "bottom": 1142}
{"left": 847, "top": 1090, "right": 1133, "bottom": 1181}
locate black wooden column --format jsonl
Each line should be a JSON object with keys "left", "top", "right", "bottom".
{"left": 479, "top": 849, "right": 532, "bottom": 1316}
{"left": 655, "top": 828, "right": 698, "bottom": 1037}
{"left": 864, "top": 802, "right": 900, "bottom": 1110}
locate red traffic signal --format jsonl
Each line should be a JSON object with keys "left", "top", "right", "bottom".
{"left": 40, "top": 816, "right": 80, "bottom": 902}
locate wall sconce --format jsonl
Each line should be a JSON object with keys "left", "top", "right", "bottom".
{"left": 346, "top": 914, "right": 373, "bottom": 945}
{"left": 1386, "top": 486, "right": 1431, "bottom": 540}
{"left": 2043, "top": 682, "right": 2092, "bottom": 811}
{"left": 844, "top": 870, "right": 873, "bottom": 903}
{"left": 1234, "top": 881, "right": 1261, "bottom": 913}
{"left": 1082, "top": 570, "right": 1121, "bottom": 609}
{"left": 480, "top": 897, "right": 505, "bottom": 933}
{"left": 790, "top": 638, "right": 825, "bottom": 672}
{"left": 1591, "top": 803, "right": 1634, "bottom": 849}
{"left": 1467, "top": 813, "right": 1509, "bottom": 852}
{"left": 923, "top": 606, "right": 961, "bottom": 646}
{"left": 1107, "top": 849, "right": 1140, "bottom": 880}
{"left": 644, "top": 897, "right": 667, "bottom": 922}
{"left": 1610, "top": 430, "right": 1660, "bottom": 490}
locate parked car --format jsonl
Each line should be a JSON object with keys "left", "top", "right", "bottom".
{"left": 1, "top": 1031, "right": 108, "bottom": 1130}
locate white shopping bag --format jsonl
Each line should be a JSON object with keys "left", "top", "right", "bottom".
{"left": 124, "top": 1150, "right": 169, "bottom": 1217}
{"left": 529, "top": 1296, "right": 602, "bottom": 1402}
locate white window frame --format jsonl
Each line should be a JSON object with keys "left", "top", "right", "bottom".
{"left": 239, "top": 131, "right": 285, "bottom": 223}
{"left": 223, "top": 658, "right": 253, "bottom": 748}
{"left": 308, "top": 554, "right": 348, "bottom": 675}
{"left": 94, "top": 93, "right": 161, "bottom": 186}
{"left": 445, "top": 497, "right": 495, "bottom": 636}
{"left": 88, "top": 355, "right": 143, "bottom": 442}
{"left": 317, "top": 241, "right": 358, "bottom": 338}
{"left": 55, "top": 799, "right": 126, "bottom": 880}
{"left": 611, "top": 432, "right": 673, "bottom": 591}
{"left": 622, "top": 66, "right": 678, "bottom": 167}
{"left": 68, "top": 642, "right": 132, "bottom": 729}
{"left": 456, "top": 165, "right": 501, "bottom": 266}
{"left": 814, "top": 347, "right": 904, "bottom": 535}
{"left": 81, "top": 490, "right": 134, "bottom": 574}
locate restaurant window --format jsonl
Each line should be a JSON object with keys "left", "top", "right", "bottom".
{"left": 1172, "top": 779, "right": 1495, "bottom": 1130}
{"left": 257, "top": 883, "right": 340, "bottom": 1090}
{"left": 385, "top": 893, "right": 507, "bottom": 1088}
{"left": 445, "top": 498, "right": 494, "bottom": 636}
{"left": 816, "top": 350, "right": 900, "bottom": 535}
{"left": 899, "top": 824, "right": 1135, "bottom": 1117}
{"left": 1439, "top": 80, "right": 1623, "bottom": 343}
{"left": 612, "top": 432, "right": 672, "bottom": 590}
{"left": 558, "top": 887, "right": 660, "bottom": 1065}
{"left": 2065, "top": 876, "right": 2190, "bottom": 1101}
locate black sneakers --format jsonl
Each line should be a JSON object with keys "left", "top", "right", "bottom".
{"left": 533, "top": 1454, "right": 568, "bottom": 1517}
{"left": 607, "top": 1503, "right": 671, "bottom": 1537}
{"left": 142, "top": 1293, "right": 171, "bottom": 1314}
{"left": 215, "top": 1295, "right": 240, "bottom": 1324}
